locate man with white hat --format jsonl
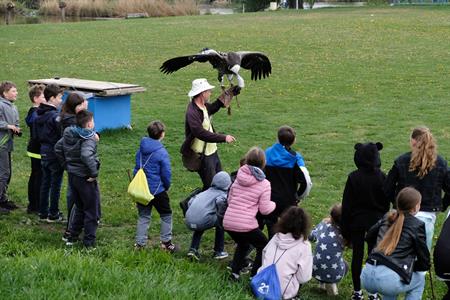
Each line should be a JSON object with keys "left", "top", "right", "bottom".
{"left": 180, "top": 78, "right": 237, "bottom": 190}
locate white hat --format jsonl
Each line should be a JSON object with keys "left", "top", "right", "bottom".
{"left": 188, "top": 78, "right": 215, "bottom": 98}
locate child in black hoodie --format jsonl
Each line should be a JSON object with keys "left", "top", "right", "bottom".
{"left": 341, "top": 142, "right": 390, "bottom": 300}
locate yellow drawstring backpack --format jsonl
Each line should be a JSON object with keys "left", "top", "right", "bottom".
{"left": 128, "top": 153, "right": 159, "bottom": 205}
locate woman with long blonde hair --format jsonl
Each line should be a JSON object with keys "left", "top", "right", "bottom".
{"left": 384, "top": 126, "right": 450, "bottom": 248}
{"left": 361, "top": 187, "right": 430, "bottom": 300}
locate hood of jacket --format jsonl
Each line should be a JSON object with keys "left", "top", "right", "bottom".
{"left": 37, "top": 103, "right": 57, "bottom": 116}
{"left": 354, "top": 142, "right": 383, "bottom": 171}
{"left": 140, "top": 137, "right": 164, "bottom": 156}
{"left": 211, "top": 171, "right": 232, "bottom": 191}
{"left": 62, "top": 126, "right": 94, "bottom": 145}
{"left": 265, "top": 143, "right": 302, "bottom": 168}
{"left": 60, "top": 113, "right": 76, "bottom": 130}
{"left": 273, "top": 232, "right": 306, "bottom": 250}
{"left": 236, "top": 165, "right": 266, "bottom": 186}
{"left": 35, "top": 103, "right": 58, "bottom": 128}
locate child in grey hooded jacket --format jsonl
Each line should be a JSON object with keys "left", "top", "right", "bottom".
{"left": 185, "top": 171, "right": 231, "bottom": 260}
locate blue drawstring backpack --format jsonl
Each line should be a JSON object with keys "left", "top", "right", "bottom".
{"left": 251, "top": 248, "right": 291, "bottom": 300}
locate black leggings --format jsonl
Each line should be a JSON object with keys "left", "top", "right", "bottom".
{"left": 350, "top": 230, "right": 372, "bottom": 291}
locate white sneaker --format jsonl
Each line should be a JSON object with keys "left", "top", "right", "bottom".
{"left": 325, "top": 283, "right": 338, "bottom": 296}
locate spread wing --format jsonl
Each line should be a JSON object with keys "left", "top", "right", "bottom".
{"left": 237, "top": 51, "right": 272, "bottom": 81}
{"left": 160, "top": 52, "right": 224, "bottom": 74}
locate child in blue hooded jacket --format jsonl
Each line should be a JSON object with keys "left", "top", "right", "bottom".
{"left": 133, "top": 121, "right": 176, "bottom": 252}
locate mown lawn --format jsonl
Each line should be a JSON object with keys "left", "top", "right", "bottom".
{"left": 1, "top": 6, "right": 449, "bottom": 299}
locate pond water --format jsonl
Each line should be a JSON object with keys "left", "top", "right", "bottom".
{"left": 2, "top": 2, "right": 366, "bottom": 25}
{"left": 1, "top": 14, "right": 108, "bottom": 26}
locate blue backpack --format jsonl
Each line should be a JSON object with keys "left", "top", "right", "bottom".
{"left": 251, "top": 248, "right": 291, "bottom": 300}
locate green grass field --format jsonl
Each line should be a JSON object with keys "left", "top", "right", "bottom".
{"left": 1, "top": 6, "right": 449, "bottom": 299}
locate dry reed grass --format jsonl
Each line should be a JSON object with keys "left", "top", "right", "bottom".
{"left": 39, "top": 0, "right": 198, "bottom": 17}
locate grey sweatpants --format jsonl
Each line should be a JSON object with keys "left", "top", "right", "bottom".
{"left": 0, "top": 150, "right": 11, "bottom": 203}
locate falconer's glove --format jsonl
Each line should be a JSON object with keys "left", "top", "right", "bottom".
{"left": 218, "top": 86, "right": 241, "bottom": 108}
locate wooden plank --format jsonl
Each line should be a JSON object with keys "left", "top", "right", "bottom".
{"left": 28, "top": 78, "right": 146, "bottom": 95}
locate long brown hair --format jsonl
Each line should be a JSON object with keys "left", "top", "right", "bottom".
{"left": 274, "top": 206, "right": 311, "bottom": 240}
{"left": 409, "top": 126, "right": 437, "bottom": 178}
{"left": 376, "top": 187, "right": 421, "bottom": 255}
{"left": 245, "top": 147, "right": 266, "bottom": 169}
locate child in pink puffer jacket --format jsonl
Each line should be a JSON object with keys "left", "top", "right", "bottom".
{"left": 224, "top": 147, "right": 276, "bottom": 280}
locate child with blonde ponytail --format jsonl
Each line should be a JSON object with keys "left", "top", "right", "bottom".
{"left": 384, "top": 126, "right": 450, "bottom": 249}
{"left": 361, "top": 187, "right": 430, "bottom": 300}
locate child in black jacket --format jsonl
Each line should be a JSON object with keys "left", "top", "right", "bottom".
{"left": 341, "top": 142, "right": 390, "bottom": 300}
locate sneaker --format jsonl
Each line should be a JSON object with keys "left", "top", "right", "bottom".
{"left": 0, "top": 207, "right": 10, "bottom": 214}
{"left": 47, "top": 212, "right": 64, "bottom": 223}
{"left": 0, "top": 200, "right": 18, "bottom": 210}
{"left": 65, "top": 235, "right": 79, "bottom": 246}
{"left": 160, "top": 240, "right": 177, "bottom": 253}
{"left": 187, "top": 248, "right": 200, "bottom": 261}
{"left": 39, "top": 214, "right": 48, "bottom": 222}
{"left": 241, "top": 259, "right": 253, "bottom": 275}
{"left": 368, "top": 293, "right": 380, "bottom": 300}
{"left": 351, "top": 290, "right": 364, "bottom": 300}
{"left": 229, "top": 272, "right": 240, "bottom": 282}
{"left": 62, "top": 231, "right": 71, "bottom": 242}
{"left": 325, "top": 283, "right": 338, "bottom": 296}
{"left": 213, "top": 251, "right": 229, "bottom": 260}
{"left": 134, "top": 243, "right": 145, "bottom": 251}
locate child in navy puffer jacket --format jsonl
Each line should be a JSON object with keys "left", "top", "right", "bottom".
{"left": 134, "top": 121, "right": 176, "bottom": 252}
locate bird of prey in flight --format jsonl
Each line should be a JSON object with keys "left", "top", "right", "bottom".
{"left": 160, "top": 48, "right": 272, "bottom": 89}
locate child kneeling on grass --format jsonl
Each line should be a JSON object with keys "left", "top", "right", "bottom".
{"left": 133, "top": 121, "right": 176, "bottom": 253}
{"left": 185, "top": 171, "right": 231, "bottom": 261}
{"left": 55, "top": 110, "right": 100, "bottom": 248}
{"left": 309, "top": 204, "right": 348, "bottom": 296}
{"left": 258, "top": 206, "right": 313, "bottom": 300}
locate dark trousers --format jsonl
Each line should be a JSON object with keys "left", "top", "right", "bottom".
{"left": 444, "top": 281, "right": 450, "bottom": 300}
{"left": 68, "top": 174, "right": 100, "bottom": 247}
{"left": 350, "top": 229, "right": 372, "bottom": 291}
{"left": 27, "top": 157, "right": 41, "bottom": 212}
{"left": 0, "top": 151, "right": 11, "bottom": 203}
{"left": 39, "top": 159, "right": 64, "bottom": 217}
{"left": 198, "top": 152, "right": 222, "bottom": 190}
{"left": 258, "top": 212, "right": 279, "bottom": 240}
{"left": 227, "top": 229, "right": 268, "bottom": 276}
{"left": 190, "top": 223, "right": 225, "bottom": 253}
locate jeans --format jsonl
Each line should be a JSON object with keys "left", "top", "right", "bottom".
{"left": 68, "top": 174, "right": 100, "bottom": 247}
{"left": 361, "top": 264, "right": 425, "bottom": 300}
{"left": 190, "top": 222, "right": 225, "bottom": 253}
{"left": 39, "top": 159, "right": 64, "bottom": 217}
{"left": 415, "top": 211, "right": 436, "bottom": 250}
{"left": 135, "top": 191, "right": 172, "bottom": 246}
